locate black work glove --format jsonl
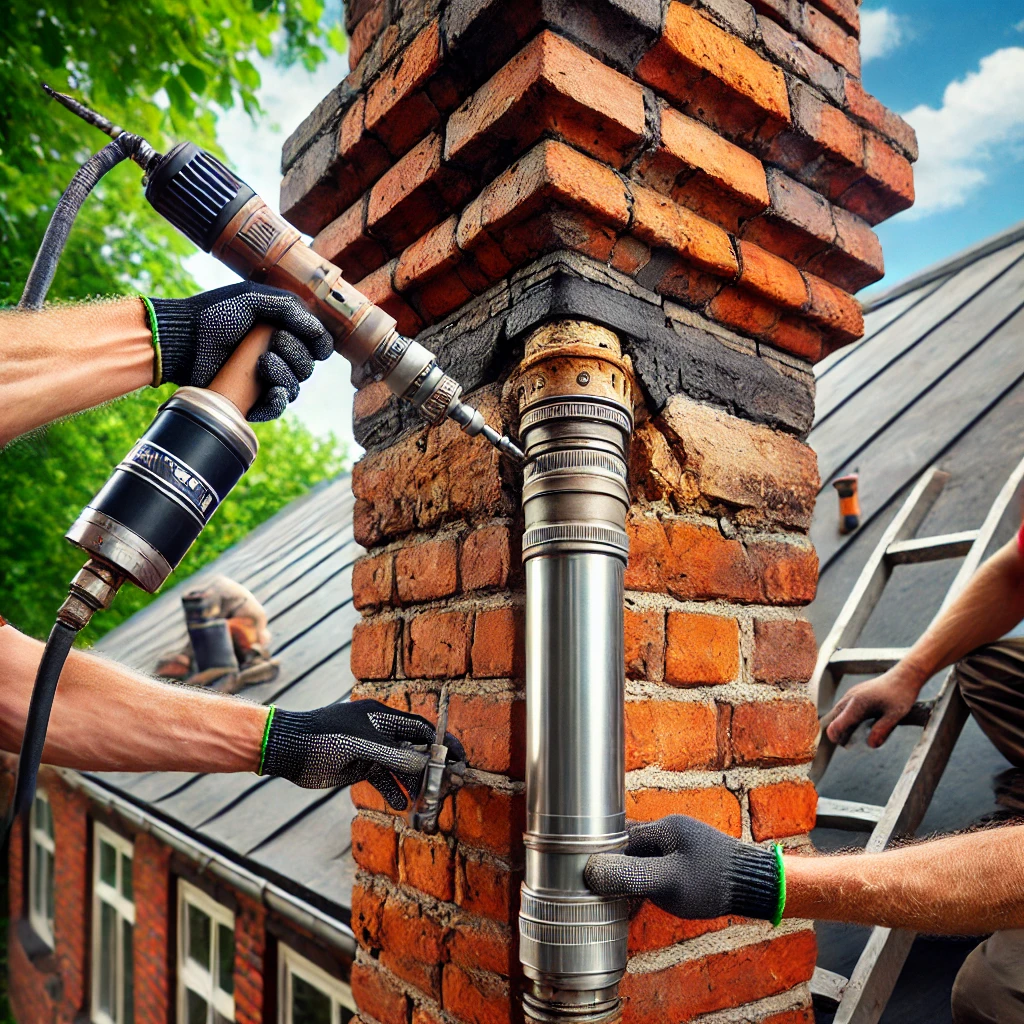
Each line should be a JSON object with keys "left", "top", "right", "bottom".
{"left": 259, "top": 699, "right": 467, "bottom": 810}
{"left": 585, "top": 815, "right": 783, "bottom": 923}
{"left": 148, "top": 282, "right": 334, "bottom": 422}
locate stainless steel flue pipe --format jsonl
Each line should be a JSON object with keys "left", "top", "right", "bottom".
{"left": 512, "top": 322, "right": 634, "bottom": 1023}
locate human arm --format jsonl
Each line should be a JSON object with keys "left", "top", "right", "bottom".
{"left": 586, "top": 815, "right": 1024, "bottom": 936}
{"left": 825, "top": 535, "right": 1024, "bottom": 747}
{"left": 0, "top": 283, "right": 334, "bottom": 445}
{"left": 0, "top": 622, "right": 465, "bottom": 807}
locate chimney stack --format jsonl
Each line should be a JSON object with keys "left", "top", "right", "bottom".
{"left": 280, "top": 0, "right": 915, "bottom": 1021}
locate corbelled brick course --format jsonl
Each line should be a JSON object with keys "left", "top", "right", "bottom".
{"left": 310, "top": 1, "right": 915, "bottom": 1022}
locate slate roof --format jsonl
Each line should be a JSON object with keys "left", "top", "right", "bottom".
{"left": 807, "top": 220, "right": 1024, "bottom": 1023}
{"left": 88, "top": 473, "right": 361, "bottom": 923}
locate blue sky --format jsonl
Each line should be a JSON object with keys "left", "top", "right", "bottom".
{"left": 859, "top": 1, "right": 1024, "bottom": 290}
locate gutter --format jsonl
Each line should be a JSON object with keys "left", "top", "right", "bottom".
{"left": 59, "top": 767, "right": 356, "bottom": 956}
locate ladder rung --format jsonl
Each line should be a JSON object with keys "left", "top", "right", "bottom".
{"left": 828, "top": 647, "right": 909, "bottom": 675}
{"left": 816, "top": 796, "right": 885, "bottom": 830}
{"left": 810, "top": 966, "right": 849, "bottom": 1009}
{"left": 885, "top": 529, "right": 979, "bottom": 565}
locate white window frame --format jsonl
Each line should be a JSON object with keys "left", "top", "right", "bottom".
{"left": 91, "top": 823, "right": 135, "bottom": 1024}
{"left": 177, "top": 880, "right": 236, "bottom": 1024}
{"left": 28, "top": 790, "right": 56, "bottom": 946}
{"left": 278, "top": 944, "right": 356, "bottom": 1024}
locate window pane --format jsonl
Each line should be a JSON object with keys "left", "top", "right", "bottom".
{"left": 121, "top": 853, "right": 133, "bottom": 901}
{"left": 216, "top": 923, "right": 234, "bottom": 995}
{"left": 99, "top": 902, "right": 116, "bottom": 1016}
{"left": 45, "top": 849, "right": 55, "bottom": 925}
{"left": 31, "top": 845, "right": 41, "bottom": 917}
{"left": 187, "top": 903, "right": 212, "bottom": 970}
{"left": 186, "top": 988, "right": 209, "bottom": 1024}
{"left": 123, "top": 919, "right": 135, "bottom": 1024}
{"left": 292, "top": 974, "right": 332, "bottom": 1024}
{"left": 340, "top": 1003, "right": 355, "bottom": 1024}
{"left": 100, "top": 840, "right": 117, "bottom": 887}
{"left": 44, "top": 798, "right": 54, "bottom": 839}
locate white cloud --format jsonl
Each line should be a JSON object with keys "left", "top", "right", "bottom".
{"left": 902, "top": 47, "right": 1024, "bottom": 218}
{"left": 860, "top": 8, "right": 906, "bottom": 63}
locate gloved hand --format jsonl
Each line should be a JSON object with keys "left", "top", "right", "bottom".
{"left": 585, "top": 815, "right": 784, "bottom": 924}
{"left": 822, "top": 667, "right": 923, "bottom": 748}
{"left": 146, "top": 282, "right": 334, "bottom": 422}
{"left": 259, "top": 699, "right": 467, "bottom": 810}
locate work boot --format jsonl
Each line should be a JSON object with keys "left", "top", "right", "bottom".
{"left": 184, "top": 593, "right": 239, "bottom": 689}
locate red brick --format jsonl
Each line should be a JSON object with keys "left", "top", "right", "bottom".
{"left": 351, "top": 961, "right": 409, "bottom": 1024}
{"left": 455, "top": 784, "right": 525, "bottom": 856}
{"left": 809, "top": 205, "right": 885, "bottom": 292}
{"left": 356, "top": 260, "right": 423, "bottom": 337}
{"left": 352, "top": 387, "right": 511, "bottom": 547}
{"left": 628, "top": 904, "right": 736, "bottom": 953}
{"left": 803, "top": 272, "right": 863, "bottom": 343}
{"left": 354, "top": 379, "right": 393, "bottom": 424}
{"left": 381, "top": 950, "right": 442, "bottom": 1002}
{"left": 657, "top": 259, "right": 724, "bottom": 308}
{"left": 349, "top": 2, "right": 384, "bottom": 68}
{"left": 752, "top": 618, "right": 817, "bottom": 684}
{"left": 799, "top": 3, "right": 859, "bottom": 76}
{"left": 449, "top": 692, "right": 524, "bottom": 776}
{"left": 737, "top": 240, "right": 809, "bottom": 311}
{"left": 741, "top": 167, "right": 835, "bottom": 267}
{"left": 405, "top": 610, "right": 470, "bottom": 678}
{"left": 629, "top": 182, "right": 739, "bottom": 279}
{"left": 638, "top": 3, "right": 790, "bottom": 139}
{"left": 448, "top": 916, "right": 514, "bottom": 976}
{"left": 813, "top": 0, "right": 859, "bottom": 34}
{"left": 352, "top": 815, "right": 399, "bottom": 877}
{"left": 708, "top": 285, "right": 780, "bottom": 337}
{"left": 627, "top": 787, "right": 742, "bottom": 836}
{"left": 763, "top": 1008, "right": 815, "bottom": 1024}
{"left": 765, "top": 314, "right": 824, "bottom": 361}
{"left": 625, "top": 700, "right": 718, "bottom": 771}
{"left": 841, "top": 133, "right": 915, "bottom": 226}
{"left": 352, "top": 779, "right": 387, "bottom": 811}
{"left": 610, "top": 236, "right": 652, "bottom": 276}
{"left": 471, "top": 607, "right": 523, "bottom": 679}
{"left": 656, "top": 393, "right": 820, "bottom": 529}
{"left": 312, "top": 195, "right": 387, "bottom": 281}
{"left": 415, "top": 271, "right": 476, "bottom": 320}
{"left": 749, "top": 780, "right": 818, "bottom": 839}
{"left": 638, "top": 106, "right": 769, "bottom": 220}
{"left": 400, "top": 832, "right": 455, "bottom": 901}
{"left": 442, "top": 964, "right": 512, "bottom": 1024}
{"left": 394, "top": 536, "right": 459, "bottom": 605}
{"left": 380, "top": 892, "right": 446, "bottom": 963}
{"left": 353, "top": 553, "right": 394, "bottom": 611}
{"left": 446, "top": 30, "right": 646, "bottom": 171}
{"left": 352, "top": 618, "right": 400, "bottom": 680}
{"left": 352, "top": 884, "right": 385, "bottom": 949}
{"left": 456, "top": 850, "right": 520, "bottom": 923}
{"left": 730, "top": 699, "right": 819, "bottom": 766}
{"left": 845, "top": 77, "right": 918, "bottom": 161}
{"left": 365, "top": 24, "right": 442, "bottom": 155}
{"left": 460, "top": 525, "right": 512, "bottom": 591}
{"left": 395, "top": 215, "right": 461, "bottom": 292}
{"left": 621, "top": 929, "right": 816, "bottom": 1023}
{"left": 339, "top": 93, "right": 392, "bottom": 191}
{"left": 624, "top": 607, "right": 665, "bottom": 680}
{"left": 664, "top": 611, "right": 740, "bottom": 686}
{"left": 280, "top": 130, "right": 352, "bottom": 235}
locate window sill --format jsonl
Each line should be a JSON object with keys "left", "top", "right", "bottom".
{"left": 16, "top": 918, "right": 58, "bottom": 974}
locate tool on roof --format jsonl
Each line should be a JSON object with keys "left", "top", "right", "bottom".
{"left": 833, "top": 472, "right": 861, "bottom": 534}
{"left": 3, "top": 85, "right": 518, "bottom": 840}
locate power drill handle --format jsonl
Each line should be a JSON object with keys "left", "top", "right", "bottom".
{"left": 207, "top": 323, "right": 274, "bottom": 416}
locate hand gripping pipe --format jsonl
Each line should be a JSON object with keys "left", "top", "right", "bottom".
{"left": 512, "top": 322, "right": 635, "bottom": 1023}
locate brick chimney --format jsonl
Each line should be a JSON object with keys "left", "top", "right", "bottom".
{"left": 280, "top": 0, "right": 914, "bottom": 1021}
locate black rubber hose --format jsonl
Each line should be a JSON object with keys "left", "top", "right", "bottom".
{"left": 18, "top": 133, "right": 150, "bottom": 311}
{"left": 2, "top": 621, "right": 79, "bottom": 839}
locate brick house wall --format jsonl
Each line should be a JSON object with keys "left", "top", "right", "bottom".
{"left": 278, "top": 1, "right": 915, "bottom": 1023}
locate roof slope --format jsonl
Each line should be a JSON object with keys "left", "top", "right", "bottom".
{"left": 88, "top": 473, "right": 360, "bottom": 920}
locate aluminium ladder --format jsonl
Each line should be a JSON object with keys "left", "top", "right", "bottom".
{"left": 808, "top": 452, "right": 1024, "bottom": 1024}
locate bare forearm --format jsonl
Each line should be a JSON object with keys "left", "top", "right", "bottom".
{"left": 784, "top": 827, "right": 1024, "bottom": 934}
{"left": 0, "top": 298, "right": 154, "bottom": 444}
{"left": 0, "top": 624, "right": 266, "bottom": 774}
{"left": 896, "top": 539, "right": 1024, "bottom": 690}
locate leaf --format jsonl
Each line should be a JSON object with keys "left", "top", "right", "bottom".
{"left": 164, "top": 75, "right": 193, "bottom": 116}
{"left": 179, "top": 63, "right": 207, "bottom": 94}
{"left": 38, "top": 21, "right": 66, "bottom": 68}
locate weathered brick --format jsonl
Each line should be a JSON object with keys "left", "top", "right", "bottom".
{"left": 395, "top": 215, "right": 461, "bottom": 292}
{"left": 353, "top": 553, "right": 394, "bottom": 611}
{"left": 446, "top": 30, "right": 646, "bottom": 171}
{"left": 380, "top": 892, "right": 446, "bottom": 963}
{"left": 803, "top": 271, "right": 864, "bottom": 343}
{"left": 763, "top": 1007, "right": 816, "bottom": 1024}
{"left": 626, "top": 787, "right": 743, "bottom": 837}
{"left": 470, "top": 607, "right": 523, "bottom": 679}
{"left": 765, "top": 313, "right": 824, "bottom": 361}
{"left": 610, "top": 235, "right": 653, "bottom": 276}
{"left": 280, "top": 129, "right": 351, "bottom": 235}
{"left": 752, "top": 618, "right": 817, "bottom": 684}
{"left": 455, "top": 785, "right": 525, "bottom": 856}
{"left": 460, "top": 525, "right": 512, "bottom": 591}
{"left": 809, "top": 204, "right": 885, "bottom": 292}
{"left": 624, "top": 607, "right": 665, "bottom": 680}
{"left": 741, "top": 166, "right": 836, "bottom": 267}
{"left": 628, "top": 904, "right": 736, "bottom": 953}
{"left": 625, "top": 700, "right": 718, "bottom": 770}
{"left": 621, "top": 930, "right": 816, "bottom": 1023}
{"left": 405, "top": 610, "right": 471, "bottom": 678}
{"left": 357, "top": 260, "right": 424, "bottom": 337}
{"left": 730, "top": 699, "right": 818, "bottom": 765}
{"left": 351, "top": 961, "right": 409, "bottom": 1024}
{"left": 352, "top": 815, "right": 399, "bottom": 878}
{"left": 664, "top": 611, "right": 740, "bottom": 686}
{"left": 456, "top": 850, "right": 520, "bottom": 923}
{"left": 312, "top": 195, "right": 387, "bottom": 281}
{"left": 339, "top": 93, "right": 392, "bottom": 191}
{"left": 401, "top": 832, "right": 456, "bottom": 902}
{"left": 845, "top": 77, "right": 918, "bottom": 161}
{"left": 708, "top": 285, "right": 781, "bottom": 338}
{"left": 365, "top": 24, "right": 443, "bottom": 155}
{"left": 749, "top": 779, "right": 818, "bottom": 839}
{"left": 449, "top": 692, "right": 524, "bottom": 775}
{"left": 395, "top": 536, "right": 459, "bottom": 604}
{"left": 655, "top": 393, "right": 820, "bottom": 529}
{"left": 840, "top": 132, "right": 915, "bottom": 226}
{"left": 737, "top": 239, "right": 809, "bottom": 311}
{"left": 442, "top": 964, "right": 512, "bottom": 1024}
{"left": 448, "top": 915, "right": 514, "bottom": 976}
{"left": 352, "top": 883, "right": 385, "bottom": 949}
{"left": 797, "top": 2, "right": 859, "bottom": 76}
{"left": 349, "top": 2, "right": 385, "bottom": 68}
{"left": 757, "top": 14, "right": 843, "bottom": 103}
{"left": 352, "top": 618, "right": 400, "bottom": 679}
{"left": 637, "top": 2, "right": 790, "bottom": 140}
